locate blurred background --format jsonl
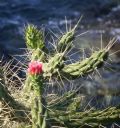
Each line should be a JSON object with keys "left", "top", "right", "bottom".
{"left": 0, "top": 0, "right": 120, "bottom": 107}
{"left": 0, "top": 0, "right": 120, "bottom": 58}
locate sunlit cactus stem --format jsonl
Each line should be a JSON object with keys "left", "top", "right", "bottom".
{"left": 57, "top": 17, "right": 82, "bottom": 52}
{"left": 25, "top": 24, "right": 45, "bottom": 50}
{"left": 49, "top": 105, "right": 120, "bottom": 128}
{"left": 24, "top": 24, "right": 48, "bottom": 93}
{"left": 43, "top": 53, "right": 65, "bottom": 78}
{"left": 27, "top": 61, "right": 48, "bottom": 128}
{"left": 61, "top": 49, "right": 109, "bottom": 79}
{"left": 24, "top": 25, "right": 50, "bottom": 127}
{"left": 31, "top": 76, "right": 47, "bottom": 128}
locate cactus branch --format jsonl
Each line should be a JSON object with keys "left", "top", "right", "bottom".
{"left": 49, "top": 105, "right": 120, "bottom": 128}
{"left": 57, "top": 17, "right": 82, "bottom": 53}
{"left": 61, "top": 49, "right": 108, "bottom": 79}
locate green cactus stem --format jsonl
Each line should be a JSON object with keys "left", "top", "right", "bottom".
{"left": 25, "top": 24, "right": 48, "bottom": 61}
{"left": 30, "top": 75, "right": 48, "bottom": 128}
{"left": 48, "top": 87, "right": 81, "bottom": 111}
{"left": 61, "top": 49, "right": 108, "bottom": 79}
{"left": 57, "top": 28, "right": 75, "bottom": 52}
{"left": 57, "top": 17, "right": 81, "bottom": 52}
{"left": 25, "top": 24, "right": 45, "bottom": 50}
{"left": 24, "top": 25, "right": 48, "bottom": 94}
{"left": 43, "top": 53, "right": 65, "bottom": 78}
{"left": 49, "top": 105, "right": 120, "bottom": 128}
{"left": 31, "top": 48, "right": 46, "bottom": 61}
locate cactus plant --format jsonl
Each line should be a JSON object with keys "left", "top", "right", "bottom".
{"left": 0, "top": 21, "right": 120, "bottom": 128}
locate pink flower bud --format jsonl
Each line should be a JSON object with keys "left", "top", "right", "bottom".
{"left": 27, "top": 61, "right": 43, "bottom": 75}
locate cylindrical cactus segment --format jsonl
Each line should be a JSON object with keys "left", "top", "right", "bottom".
{"left": 43, "top": 53, "right": 65, "bottom": 77}
{"left": 57, "top": 29, "right": 75, "bottom": 52}
{"left": 31, "top": 48, "right": 46, "bottom": 61}
{"left": 57, "top": 17, "right": 82, "bottom": 53}
{"left": 48, "top": 88, "right": 81, "bottom": 112}
{"left": 27, "top": 63, "right": 47, "bottom": 128}
{"left": 61, "top": 49, "right": 108, "bottom": 79}
{"left": 31, "top": 89, "right": 47, "bottom": 128}
{"left": 25, "top": 24, "right": 45, "bottom": 50}
{"left": 31, "top": 84, "right": 47, "bottom": 128}
{"left": 49, "top": 105, "right": 120, "bottom": 128}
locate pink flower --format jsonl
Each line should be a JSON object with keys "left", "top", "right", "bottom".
{"left": 27, "top": 61, "right": 43, "bottom": 75}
